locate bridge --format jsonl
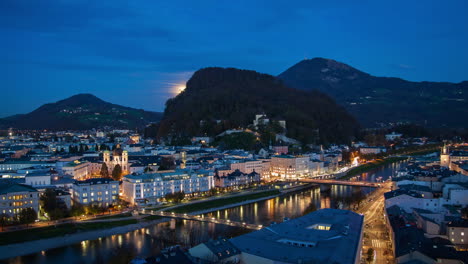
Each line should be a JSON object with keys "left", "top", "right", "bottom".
{"left": 299, "top": 179, "right": 381, "bottom": 188}
{"left": 139, "top": 210, "right": 263, "bottom": 230}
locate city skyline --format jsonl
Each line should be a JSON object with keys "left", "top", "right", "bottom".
{"left": 2, "top": 0, "right": 468, "bottom": 117}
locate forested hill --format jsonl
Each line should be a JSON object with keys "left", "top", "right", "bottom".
{"left": 278, "top": 58, "right": 468, "bottom": 128}
{"left": 0, "top": 94, "right": 163, "bottom": 130}
{"left": 157, "top": 67, "right": 360, "bottom": 144}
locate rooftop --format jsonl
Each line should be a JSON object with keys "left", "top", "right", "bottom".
{"left": 0, "top": 183, "right": 38, "bottom": 195}
{"left": 74, "top": 178, "right": 118, "bottom": 185}
{"left": 230, "top": 209, "right": 363, "bottom": 264}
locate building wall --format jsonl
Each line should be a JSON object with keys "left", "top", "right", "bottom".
{"left": 72, "top": 181, "right": 119, "bottom": 206}
{"left": 448, "top": 226, "right": 468, "bottom": 245}
{"left": 270, "top": 156, "right": 309, "bottom": 179}
{"left": 63, "top": 162, "right": 90, "bottom": 180}
{"left": 25, "top": 175, "right": 51, "bottom": 187}
{"left": 230, "top": 160, "right": 263, "bottom": 175}
{"left": 122, "top": 174, "right": 214, "bottom": 204}
{"left": 0, "top": 189, "right": 40, "bottom": 218}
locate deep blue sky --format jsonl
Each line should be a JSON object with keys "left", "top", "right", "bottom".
{"left": 1, "top": 0, "right": 467, "bottom": 117}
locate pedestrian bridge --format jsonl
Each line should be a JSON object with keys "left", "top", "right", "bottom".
{"left": 299, "top": 178, "right": 381, "bottom": 188}
{"left": 139, "top": 210, "right": 263, "bottom": 230}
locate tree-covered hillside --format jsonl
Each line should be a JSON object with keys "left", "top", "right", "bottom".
{"left": 157, "top": 67, "right": 360, "bottom": 144}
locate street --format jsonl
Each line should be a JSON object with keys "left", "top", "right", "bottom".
{"left": 356, "top": 181, "right": 394, "bottom": 264}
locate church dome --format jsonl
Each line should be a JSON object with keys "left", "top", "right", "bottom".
{"left": 113, "top": 145, "right": 123, "bottom": 156}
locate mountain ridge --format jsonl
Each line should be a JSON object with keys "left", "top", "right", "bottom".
{"left": 0, "top": 94, "right": 163, "bottom": 130}
{"left": 278, "top": 58, "right": 468, "bottom": 128}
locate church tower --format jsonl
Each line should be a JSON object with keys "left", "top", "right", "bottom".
{"left": 440, "top": 144, "right": 450, "bottom": 167}
{"left": 103, "top": 151, "right": 111, "bottom": 164}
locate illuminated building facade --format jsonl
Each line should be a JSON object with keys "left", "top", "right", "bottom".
{"left": 0, "top": 183, "right": 40, "bottom": 218}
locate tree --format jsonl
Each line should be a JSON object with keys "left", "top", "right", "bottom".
{"left": 0, "top": 213, "right": 8, "bottom": 231}
{"left": 159, "top": 156, "right": 176, "bottom": 170}
{"left": 209, "top": 188, "right": 217, "bottom": 197}
{"left": 164, "top": 191, "right": 185, "bottom": 203}
{"left": 87, "top": 202, "right": 107, "bottom": 215}
{"left": 462, "top": 206, "right": 468, "bottom": 219}
{"left": 366, "top": 248, "right": 374, "bottom": 262}
{"left": 100, "top": 163, "right": 110, "bottom": 178}
{"left": 18, "top": 208, "right": 37, "bottom": 226}
{"left": 40, "top": 188, "right": 68, "bottom": 220}
{"left": 112, "top": 164, "right": 123, "bottom": 181}
{"left": 70, "top": 203, "right": 85, "bottom": 217}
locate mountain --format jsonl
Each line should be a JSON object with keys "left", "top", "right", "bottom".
{"left": 157, "top": 67, "right": 360, "bottom": 144}
{"left": 0, "top": 94, "right": 163, "bottom": 130}
{"left": 278, "top": 58, "right": 468, "bottom": 128}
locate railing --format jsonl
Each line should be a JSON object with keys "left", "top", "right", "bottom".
{"left": 139, "top": 210, "right": 263, "bottom": 230}
{"left": 299, "top": 179, "right": 381, "bottom": 187}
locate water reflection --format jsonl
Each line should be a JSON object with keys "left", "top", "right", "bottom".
{"left": 2, "top": 161, "right": 406, "bottom": 264}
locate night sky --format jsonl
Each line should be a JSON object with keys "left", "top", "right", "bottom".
{"left": 1, "top": 0, "right": 467, "bottom": 117}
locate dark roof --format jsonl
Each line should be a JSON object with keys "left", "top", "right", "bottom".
{"left": 384, "top": 189, "right": 424, "bottom": 199}
{"left": 398, "top": 184, "right": 432, "bottom": 193}
{"left": 447, "top": 219, "right": 468, "bottom": 228}
{"left": 203, "top": 238, "right": 240, "bottom": 260}
{"left": 75, "top": 178, "right": 118, "bottom": 185}
{"left": 0, "top": 183, "right": 38, "bottom": 195}
{"left": 145, "top": 246, "right": 194, "bottom": 264}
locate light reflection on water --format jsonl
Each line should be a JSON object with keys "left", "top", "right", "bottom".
{"left": 2, "top": 161, "right": 406, "bottom": 264}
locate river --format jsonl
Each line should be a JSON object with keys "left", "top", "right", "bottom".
{"left": 1, "top": 161, "right": 406, "bottom": 264}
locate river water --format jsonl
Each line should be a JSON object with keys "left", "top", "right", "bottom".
{"left": 2, "top": 161, "right": 406, "bottom": 264}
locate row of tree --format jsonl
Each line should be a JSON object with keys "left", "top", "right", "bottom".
{"left": 0, "top": 208, "right": 37, "bottom": 230}
{"left": 100, "top": 163, "right": 123, "bottom": 181}
{"left": 164, "top": 191, "right": 185, "bottom": 203}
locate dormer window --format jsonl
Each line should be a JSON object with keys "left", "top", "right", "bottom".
{"left": 308, "top": 223, "right": 331, "bottom": 230}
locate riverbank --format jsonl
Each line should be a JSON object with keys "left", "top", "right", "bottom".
{"left": 0, "top": 217, "right": 169, "bottom": 260}
{"left": 0, "top": 189, "right": 283, "bottom": 258}
{"left": 341, "top": 157, "right": 407, "bottom": 179}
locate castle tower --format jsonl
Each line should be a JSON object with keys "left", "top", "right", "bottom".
{"left": 440, "top": 144, "right": 450, "bottom": 167}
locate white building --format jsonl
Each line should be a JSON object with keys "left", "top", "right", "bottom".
{"left": 122, "top": 169, "right": 214, "bottom": 205}
{"left": 270, "top": 155, "right": 309, "bottom": 179}
{"left": 25, "top": 172, "right": 51, "bottom": 187}
{"left": 0, "top": 183, "right": 40, "bottom": 218}
{"left": 71, "top": 178, "right": 119, "bottom": 206}
{"left": 359, "top": 146, "right": 386, "bottom": 155}
{"left": 62, "top": 160, "right": 90, "bottom": 180}
{"left": 230, "top": 159, "right": 264, "bottom": 176}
